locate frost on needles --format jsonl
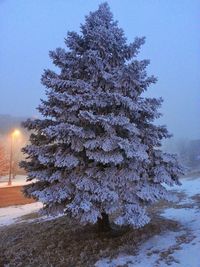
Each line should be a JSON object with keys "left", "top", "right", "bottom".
{"left": 21, "top": 3, "right": 183, "bottom": 229}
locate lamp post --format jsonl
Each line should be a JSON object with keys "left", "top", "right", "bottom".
{"left": 8, "top": 129, "right": 20, "bottom": 186}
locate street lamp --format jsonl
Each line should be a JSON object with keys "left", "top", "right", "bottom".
{"left": 8, "top": 129, "right": 21, "bottom": 186}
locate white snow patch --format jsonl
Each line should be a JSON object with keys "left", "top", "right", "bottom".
{"left": 0, "top": 175, "right": 35, "bottom": 188}
{"left": 0, "top": 202, "right": 64, "bottom": 227}
{"left": 0, "top": 202, "right": 43, "bottom": 226}
{"left": 167, "top": 177, "right": 200, "bottom": 197}
{"left": 162, "top": 207, "right": 199, "bottom": 228}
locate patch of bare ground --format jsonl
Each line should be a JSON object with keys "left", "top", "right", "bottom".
{"left": 15, "top": 212, "right": 41, "bottom": 222}
{"left": 191, "top": 194, "right": 200, "bottom": 209}
{"left": 0, "top": 213, "right": 180, "bottom": 267}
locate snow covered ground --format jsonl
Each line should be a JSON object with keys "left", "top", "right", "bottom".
{"left": 0, "top": 202, "right": 62, "bottom": 227}
{"left": 0, "top": 202, "right": 43, "bottom": 226}
{"left": 95, "top": 177, "right": 200, "bottom": 267}
{"left": 0, "top": 175, "right": 35, "bottom": 187}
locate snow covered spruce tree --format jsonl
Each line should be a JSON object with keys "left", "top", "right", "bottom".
{"left": 21, "top": 3, "right": 183, "bottom": 231}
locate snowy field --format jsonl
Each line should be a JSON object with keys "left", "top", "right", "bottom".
{"left": 95, "top": 177, "right": 200, "bottom": 267}
{"left": 0, "top": 175, "right": 34, "bottom": 188}
{"left": 1, "top": 177, "right": 200, "bottom": 266}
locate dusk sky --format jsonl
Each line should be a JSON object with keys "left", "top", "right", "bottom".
{"left": 0, "top": 0, "right": 199, "bottom": 139}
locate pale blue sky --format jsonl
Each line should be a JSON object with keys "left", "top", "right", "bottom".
{"left": 0, "top": 0, "right": 199, "bottom": 139}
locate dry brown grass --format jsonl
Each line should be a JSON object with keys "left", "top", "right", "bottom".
{"left": 0, "top": 211, "right": 181, "bottom": 267}
{"left": 1, "top": 187, "right": 191, "bottom": 266}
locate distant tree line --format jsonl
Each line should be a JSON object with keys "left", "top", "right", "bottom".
{"left": 163, "top": 138, "right": 200, "bottom": 170}
{"left": 177, "top": 139, "right": 200, "bottom": 169}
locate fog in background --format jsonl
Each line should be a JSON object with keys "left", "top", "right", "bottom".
{"left": 0, "top": 0, "right": 199, "bottom": 145}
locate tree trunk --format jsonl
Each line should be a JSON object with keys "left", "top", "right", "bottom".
{"left": 97, "top": 212, "right": 111, "bottom": 232}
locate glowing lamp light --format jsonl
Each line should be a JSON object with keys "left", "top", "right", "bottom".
{"left": 12, "top": 129, "right": 21, "bottom": 137}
